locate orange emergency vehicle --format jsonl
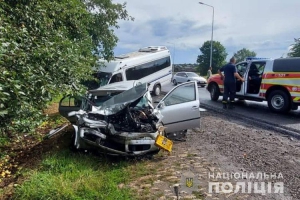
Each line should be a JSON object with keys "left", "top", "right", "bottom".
{"left": 207, "top": 57, "right": 300, "bottom": 113}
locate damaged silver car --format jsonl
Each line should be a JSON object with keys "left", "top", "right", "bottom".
{"left": 58, "top": 81, "right": 200, "bottom": 156}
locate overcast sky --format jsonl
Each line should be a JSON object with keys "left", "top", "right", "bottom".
{"left": 111, "top": 0, "right": 300, "bottom": 64}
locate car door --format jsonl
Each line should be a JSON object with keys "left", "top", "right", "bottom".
{"left": 244, "top": 61, "right": 266, "bottom": 96}
{"left": 235, "top": 62, "right": 248, "bottom": 95}
{"left": 156, "top": 81, "right": 200, "bottom": 133}
{"left": 58, "top": 95, "right": 83, "bottom": 123}
{"left": 182, "top": 72, "right": 188, "bottom": 82}
{"left": 175, "top": 73, "right": 182, "bottom": 83}
{"left": 178, "top": 72, "right": 186, "bottom": 83}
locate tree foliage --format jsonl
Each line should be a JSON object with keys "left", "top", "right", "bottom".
{"left": 196, "top": 41, "right": 227, "bottom": 76}
{"left": 233, "top": 48, "right": 257, "bottom": 63}
{"left": 0, "top": 0, "right": 133, "bottom": 135}
{"left": 288, "top": 38, "right": 300, "bottom": 57}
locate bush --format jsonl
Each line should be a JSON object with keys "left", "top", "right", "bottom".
{"left": 0, "top": 0, "right": 133, "bottom": 135}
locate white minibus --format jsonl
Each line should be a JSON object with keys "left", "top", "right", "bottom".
{"left": 95, "top": 46, "right": 172, "bottom": 96}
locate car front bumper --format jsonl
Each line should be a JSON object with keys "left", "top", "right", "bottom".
{"left": 197, "top": 81, "right": 207, "bottom": 86}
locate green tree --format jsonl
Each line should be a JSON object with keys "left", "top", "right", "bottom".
{"left": 0, "top": 0, "right": 133, "bottom": 135}
{"left": 233, "top": 48, "right": 257, "bottom": 63}
{"left": 288, "top": 38, "right": 300, "bottom": 57}
{"left": 196, "top": 41, "right": 227, "bottom": 76}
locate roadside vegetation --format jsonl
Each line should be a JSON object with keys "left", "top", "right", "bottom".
{"left": 0, "top": 101, "right": 154, "bottom": 199}
{"left": 1, "top": 141, "right": 155, "bottom": 199}
{"left": 288, "top": 38, "right": 300, "bottom": 57}
{"left": 0, "top": 0, "right": 133, "bottom": 137}
{"left": 0, "top": 2, "right": 135, "bottom": 196}
{"left": 0, "top": 92, "right": 156, "bottom": 200}
{"left": 12, "top": 151, "right": 133, "bottom": 200}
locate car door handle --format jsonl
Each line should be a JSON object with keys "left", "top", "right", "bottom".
{"left": 191, "top": 106, "right": 198, "bottom": 110}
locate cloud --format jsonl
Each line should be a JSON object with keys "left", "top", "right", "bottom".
{"left": 112, "top": 0, "right": 300, "bottom": 63}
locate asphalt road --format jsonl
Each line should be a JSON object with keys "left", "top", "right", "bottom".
{"left": 162, "top": 82, "right": 300, "bottom": 134}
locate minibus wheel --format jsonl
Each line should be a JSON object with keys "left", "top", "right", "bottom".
{"left": 153, "top": 84, "right": 161, "bottom": 96}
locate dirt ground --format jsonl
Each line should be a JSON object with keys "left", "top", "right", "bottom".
{"left": 1, "top": 105, "right": 299, "bottom": 200}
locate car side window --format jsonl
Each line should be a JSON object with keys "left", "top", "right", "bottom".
{"left": 253, "top": 62, "right": 266, "bottom": 75}
{"left": 109, "top": 73, "right": 123, "bottom": 83}
{"left": 236, "top": 62, "right": 248, "bottom": 76}
{"left": 60, "top": 96, "right": 82, "bottom": 107}
{"left": 60, "top": 97, "right": 70, "bottom": 106}
{"left": 164, "top": 83, "right": 195, "bottom": 106}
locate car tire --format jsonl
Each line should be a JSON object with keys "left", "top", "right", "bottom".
{"left": 210, "top": 83, "right": 220, "bottom": 101}
{"left": 153, "top": 84, "right": 161, "bottom": 96}
{"left": 201, "top": 85, "right": 205, "bottom": 88}
{"left": 267, "top": 90, "right": 291, "bottom": 113}
{"left": 173, "top": 79, "right": 177, "bottom": 86}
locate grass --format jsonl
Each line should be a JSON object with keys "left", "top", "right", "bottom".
{"left": 192, "top": 190, "right": 205, "bottom": 199}
{"left": 13, "top": 150, "right": 135, "bottom": 200}
{"left": 128, "top": 160, "right": 158, "bottom": 180}
{"left": 39, "top": 113, "right": 68, "bottom": 129}
{"left": 0, "top": 136, "right": 10, "bottom": 147}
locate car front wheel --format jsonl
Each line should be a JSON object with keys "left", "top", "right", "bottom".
{"left": 173, "top": 79, "right": 177, "bottom": 86}
{"left": 210, "top": 84, "right": 220, "bottom": 101}
{"left": 267, "top": 90, "right": 291, "bottom": 113}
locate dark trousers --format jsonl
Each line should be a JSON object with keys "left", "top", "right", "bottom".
{"left": 222, "top": 81, "right": 236, "bottom": 103}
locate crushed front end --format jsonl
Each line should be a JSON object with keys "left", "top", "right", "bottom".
{"left": 70, "top": 83, "right": 170, "bottom": 156}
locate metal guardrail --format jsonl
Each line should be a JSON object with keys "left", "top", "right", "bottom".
{"left": 44, "top": 123, "right": 69, "bottom": 139}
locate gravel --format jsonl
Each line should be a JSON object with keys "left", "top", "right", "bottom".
{"left": 129, "top": 109, "right": 300, "bottom": 200}
{"left": 190, "top": 111, "right": 300, "bottom": 199}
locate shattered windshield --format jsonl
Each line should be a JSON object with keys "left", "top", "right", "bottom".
{"left": 95, "top": 72, "right": 112, "bottom": 86}
{"left": 96, "top": 83, "right": 148, "bottom": 115}
{"left": 81, "top": 72, "right": 111, "bottom": 90}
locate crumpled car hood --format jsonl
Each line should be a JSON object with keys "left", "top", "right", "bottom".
{"left": 91, "top": 83, "right": 150, "bottom": 115}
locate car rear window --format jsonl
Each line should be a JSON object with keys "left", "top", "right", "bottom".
{"left": 273, "top": 58, "right": 300, "bottom": 72}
